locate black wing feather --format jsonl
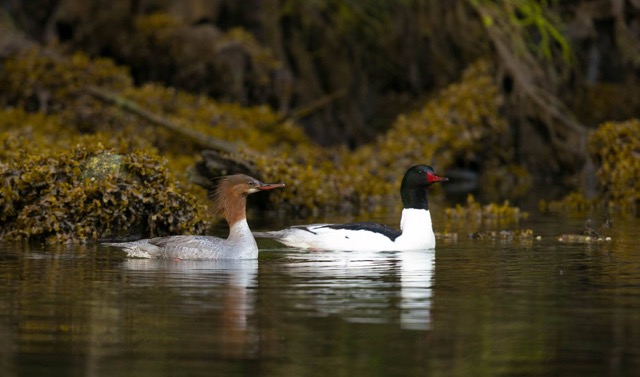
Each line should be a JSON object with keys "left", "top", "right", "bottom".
{"left": 320, "top": 222, "right": 401, "bottom": 241}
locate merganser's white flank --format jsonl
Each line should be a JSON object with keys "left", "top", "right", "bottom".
{"left": 104, "top": 174, "right": 284, "bottom": 259}
{"left": 253, "top": 165, "right": 447, "bottom": 251}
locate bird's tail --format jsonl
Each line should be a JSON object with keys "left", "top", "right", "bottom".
{"left": 103, "top": 242, "right": 123, "bottom": 246}
{"left": 252, "top": 231, "right": 282, "bottom": 239}
{"left": 103, "top": 240, "right": 155, "bottom": 258}
{"left": 103, "top": 241, "right": 143, "bottom": 249}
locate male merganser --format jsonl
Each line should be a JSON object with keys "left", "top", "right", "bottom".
{"left": 253, "top": 165, "right": 447, "bottom": 251}
{"left": 104, "top": 174, "right": 285, "bottom": 259}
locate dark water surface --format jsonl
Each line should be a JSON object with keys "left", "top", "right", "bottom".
{"left": 0, "top": 214, "right": 639, "bottom": 377}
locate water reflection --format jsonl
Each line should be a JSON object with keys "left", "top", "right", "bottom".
{"left": 0, "top": 248, "right": 262, "bottom": 376}
{"left": 0, "top": 214, "right": 639, "bottom": 377}
{"left": 122, "top": 258, "right": 259, "bottom": 360}
{"left": 399, "top": 250, "right": 434, "bottom": 330}
{"left": 274, "top": 248, "right": 434, "bottom": 330}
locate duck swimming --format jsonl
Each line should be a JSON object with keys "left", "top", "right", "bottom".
{"left": 253, "top": 165, "right": 447, "bottom": 251}
{"left": 105, "top": 174, "right": 285, "bottom": 259}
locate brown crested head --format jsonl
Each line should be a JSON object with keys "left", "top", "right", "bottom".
{"left": 210, "top": 174, "right": 285, "bottom": 224}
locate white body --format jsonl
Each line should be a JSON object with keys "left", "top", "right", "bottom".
{"left": 107, "top": 219, "right": 259, "bottom": 260}
{"left": 256, "top": 209, "right": 436, "bottom": 251}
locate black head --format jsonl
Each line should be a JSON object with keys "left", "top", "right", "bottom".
{"left": 400, "top": 165, "right": 448, "bottom": 209}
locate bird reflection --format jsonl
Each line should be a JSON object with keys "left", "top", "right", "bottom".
{"left": 278, "top": 249, "right": 435, "bottom": 330}
{"left": 399, "top": 250, "right": 434, "bottom": 330}
{"left": 123, "top": 259, "right": 258, "bottom": 359}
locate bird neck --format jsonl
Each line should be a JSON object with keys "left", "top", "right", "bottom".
{"left": 401, "top": 186, "right": 429, "bottom": 210}
{"left": 226, "top": 218, "right": 259, "bottom": 258}
{"left": 223, "top": 193, "right": 248, "bottom": 228}
{"left": 228, "top": 218, "right": 254, "bottom": 241}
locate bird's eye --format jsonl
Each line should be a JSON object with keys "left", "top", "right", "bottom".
{"left": 248, "top": 180, "right": 256, "bottom": 185}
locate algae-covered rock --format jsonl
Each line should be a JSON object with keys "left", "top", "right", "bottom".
{"left": 0, "top": 46, "right": 304, "bottom": 204}
{"left": 539, "top": 191, "right": 596, "bottom": 214}
{"left": 81, "top": 153, "right": 126, "bottom": 180}
{"left": 445, "top": 194, "right": 528, "bottom": 228}
{"left": 0, "top": 145, "right": 208, "bottom": 243}
{"left": 588, "top": 119, "right": 639, "bottom": 214}
{"left": 469, "top": 229, "right": 534, "bottom": 241}
{"left": 542, "top": 119, "right": 639, "bottom": 216}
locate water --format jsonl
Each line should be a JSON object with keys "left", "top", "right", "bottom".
{"left": 0, "top": 214, "right": 639, "bottom": 377}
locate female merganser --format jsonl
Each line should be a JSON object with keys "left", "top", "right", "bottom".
{"left": 105, "top": 174, "right": 285, "bottom": 259}
{"left": 253, "top": 165, "right": 447, "bottom": 251}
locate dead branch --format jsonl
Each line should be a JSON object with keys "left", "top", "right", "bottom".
{"left": 280, "top": 89, "right": 347, "bottom": 122}
{"left": 84, "top": 85, "right": 239, "bottom": 155}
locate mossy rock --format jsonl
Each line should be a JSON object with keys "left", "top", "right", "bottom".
{"left": 542, "top": 119, "right": 639, "bottom": 216}
{"left": 80, "top": 153, "right": 140, "bottom": 183}
{"left": 588, "top": 119, "right": 640, "bottom": 214}
{"left": 0, "top": 145, "right": 209, "bottom": 243}
{"left": 445, "top": 194, "right": 528, "bottom": 229}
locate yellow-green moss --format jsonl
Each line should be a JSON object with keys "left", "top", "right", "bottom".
{"left": 539, "top": 192, "right": 596, "bottom": 214}
{"left": 544, "top": 119, "right": 639, "bottom": 216}
{"left": 0, "top": 107, "right": 156, "bottom": 161}
{"left": 445, "top": 194, "right": 528, "bottom": 228}
{"left": 0, "top": 48, "right": 131, "bottom": 113}
{"left": 121, "top": 83, "right": 309, "bottom": 152}
{"left": 0, "top": 144, "right": 208, "bottom": 243}
{"left": 589, "top": 119, "right": 639, "bottom": 213}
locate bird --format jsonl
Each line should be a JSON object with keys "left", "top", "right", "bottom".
{"left": 253, "top": 165, "right": 447, "bottom": 251}
{"left": 104, "top": 174, "right": 285, "bottom": 259}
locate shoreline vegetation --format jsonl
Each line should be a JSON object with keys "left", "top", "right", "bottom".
{"left": 0, "top": 1, "right": 637, "bottom": 242}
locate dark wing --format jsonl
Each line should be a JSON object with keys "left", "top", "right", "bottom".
{"left": 320, "top": 222, "right": 401, "bottom": 241}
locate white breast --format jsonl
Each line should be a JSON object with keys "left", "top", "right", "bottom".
{"left": 394, "top": 208, "right": 435, "bottom": 250}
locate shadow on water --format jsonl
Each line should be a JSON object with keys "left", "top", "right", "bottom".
{"left": 0, "top": 213, "right": 639, "bottom": 376}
